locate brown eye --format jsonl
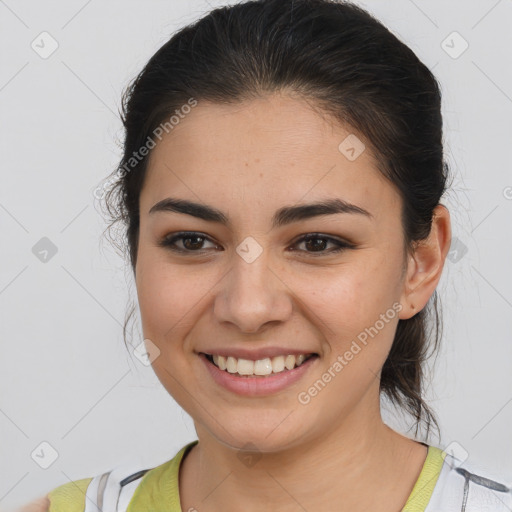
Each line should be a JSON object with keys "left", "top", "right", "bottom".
{"left": 291, "top": 234, "right": 354, "bottom": 255}
{"left": 158, "top": 232, "right": 219, "bottom": 253}
{"left": 158, "top": 232, "right": 354, "bottom": 256}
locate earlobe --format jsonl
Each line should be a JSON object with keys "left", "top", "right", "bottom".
{"left": 398, "top": 205, "right": 451, "bottom": 320}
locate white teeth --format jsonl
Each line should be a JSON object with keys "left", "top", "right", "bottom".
{"left": 254, "top": 358, "right": 273, "bottom": 376}
{"left": 237, "top": 358, "right": 255, "bottom": 375}
{"left": 271, "top": 355, "right": 285, "bottom": 373}
{"left": 209, "top": 353, "right": 314, "bottom": 375}
{"left": 284, "top": 355, "right": 295, "bottom": 370}
{"left": 227, "top": 356, "right": 238, "bottom": 373}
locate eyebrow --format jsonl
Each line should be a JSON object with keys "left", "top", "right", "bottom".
{"left": 148, "top": 197, "right": 373, "bottom": 228}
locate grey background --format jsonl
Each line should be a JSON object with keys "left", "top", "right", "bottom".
{"left": 1, "top": 0, "right": 511, "bottom": 509}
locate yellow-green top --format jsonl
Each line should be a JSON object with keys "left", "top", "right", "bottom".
{"left": 47, "top": 441, "right": 444, "bottom": 512}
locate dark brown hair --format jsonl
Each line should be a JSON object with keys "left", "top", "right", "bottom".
{"left": 101, "top": 0, "right": 451, "bottom": 442}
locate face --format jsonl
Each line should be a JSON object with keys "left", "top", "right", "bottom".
{"left": 135, "top": 91, "right": 411, "bottom": 452}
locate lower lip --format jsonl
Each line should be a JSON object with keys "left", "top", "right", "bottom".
{"left": 199, "top": 353, "right": 318, "bottom": 397}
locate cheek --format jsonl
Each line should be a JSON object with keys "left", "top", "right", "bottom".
{"left": 135, "top": 252, "right": 191, "bottom": 338}
{"left": 302, "top": 254, "right": 402, "bottom": 359}
{"left": 305, "top": 258, "right": 399, "bottom": 327}
{"left": 135, "top": 251, "right": 218, "bottom": 345}
{"left": 135, "top": 256, "right": 201, "bottom": 398}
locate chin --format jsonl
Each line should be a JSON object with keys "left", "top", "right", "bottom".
{"left": 205, "top": 418, "right": 309, "bottom": 454}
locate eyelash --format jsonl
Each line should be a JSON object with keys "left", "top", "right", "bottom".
{"left": 158, "top": 231, "right": 354, "bottom": 256}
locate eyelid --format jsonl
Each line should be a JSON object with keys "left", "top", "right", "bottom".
{"left": 158, "top": 231, "right": 219, "bottom": 251}
{"left": 158, "top": 231, "right": 355, "bottom": 255}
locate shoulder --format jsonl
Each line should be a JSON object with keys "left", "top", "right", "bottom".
{"left": 25, "top": 441, "right": 196, "bottom": 512}
{"left": 46, "top": 477, "right": 93, "bottom": 512}
{"left": 426, "top": 449, "right": 512, "bottom": 511}
{"left": 16, "top": 479, "right": 92, "bottom": 512}
{"left": 15, "top": 495, "right": 51, "bottom": 512}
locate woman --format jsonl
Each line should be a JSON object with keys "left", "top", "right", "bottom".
{"left": 23, "top": 0, "right": 511, "bottom": 510}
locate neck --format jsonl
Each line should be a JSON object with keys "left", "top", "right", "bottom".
{"left": 179, "top": 400, "right": 427, "bottom": 512}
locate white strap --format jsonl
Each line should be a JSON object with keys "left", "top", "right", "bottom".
{"left": 117, "top": 475, "right": 146, "bottom": 512}
{"left": 425, "top": 453, "right": 512, "bottom": 511}
{"left": 83, "top": 462, "right": 150, "bottom": 512}
{"left": 84, "top": 472, "right": 109, "bottom": 512}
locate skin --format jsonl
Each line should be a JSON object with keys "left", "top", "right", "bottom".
{"left": 16, "top": 496, "right": 50, "bottom": 512}
{"left": 133, "top": 90, "right": 452, "bottom": 512}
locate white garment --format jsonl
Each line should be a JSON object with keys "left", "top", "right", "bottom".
{"left": 424, "top": 452, "right": 512, "bottom": 512}
{"left": 83, "top": 462, "right": 149, "bottom": 512}
{"left": 84, "top": 451, "right": 512, "bottom": 512}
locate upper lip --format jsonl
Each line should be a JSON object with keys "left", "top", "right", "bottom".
{"left": 198, "top": 347, "right": 318, "bottom": 361}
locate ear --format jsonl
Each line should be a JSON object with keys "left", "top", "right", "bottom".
{"left": 398, "top": 204, "right": 452, "bottom": 320}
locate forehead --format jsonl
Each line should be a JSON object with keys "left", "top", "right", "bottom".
{"left": 141, "top": 93, "right": 401, "bottom": 224}
{"left": 150, "top": 92, "right": 367, "bottom": 160}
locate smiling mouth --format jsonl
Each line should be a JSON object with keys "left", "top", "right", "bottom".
{"left": 202, "top": 352, "right": 318, "bottom": 377}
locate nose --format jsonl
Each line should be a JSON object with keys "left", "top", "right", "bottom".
{"left": 213, "top": 250, "right": 293, "bottom": 334}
